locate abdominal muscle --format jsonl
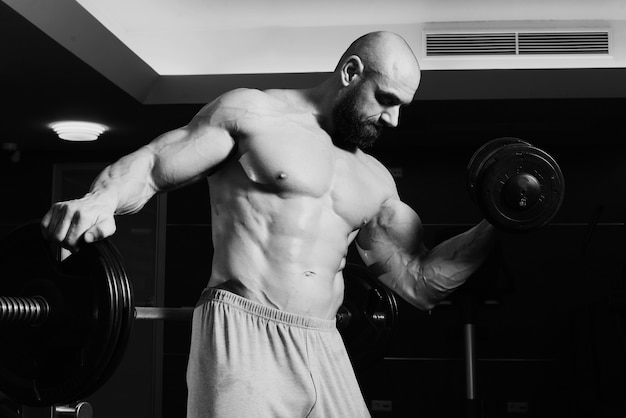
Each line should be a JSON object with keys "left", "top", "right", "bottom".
{"left": 201, "top": 99, "right": 388, "bottom": 320}
{"left": 207, "top": 188, "right": 354, "bottom": 320}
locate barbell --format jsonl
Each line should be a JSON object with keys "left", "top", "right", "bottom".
{"left": 467, "top": 137, "right": 565, "bottom": 232}
{"left": 0, "top": 221, "right": 397, "bottom": 407}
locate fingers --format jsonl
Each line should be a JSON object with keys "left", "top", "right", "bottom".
{"left": 41, "top": 203, "right": 72, "bottom": 243}
{"left": 83, "top": 217, "right": 116, "bottom": 244}
{"left": 40, "top": 200, "right": 116, "bottom": 252}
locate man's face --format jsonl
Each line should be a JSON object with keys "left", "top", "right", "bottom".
{"left": 331, "top": 84, "right": 383, "bottom": 151}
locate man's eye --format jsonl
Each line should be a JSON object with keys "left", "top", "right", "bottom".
{"left": 377, "top": 95, "right": 393, "bottom": 106}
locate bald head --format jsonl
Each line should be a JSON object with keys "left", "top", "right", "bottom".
{"left": 335, "top": 31, "right": 420, "bottom": 80}
{"left": 325, "top": 32, "right": 421, "bottom": 150}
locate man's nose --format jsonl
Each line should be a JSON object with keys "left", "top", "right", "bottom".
{"left": 380, "top": 106, "right": 400, "bottom": 128}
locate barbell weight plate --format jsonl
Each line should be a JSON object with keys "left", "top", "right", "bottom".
{"left": 76, "top": 239, "right": 134, "bottom": 402}
{"left": 339, "top": 263, "right": 398, "bottom": 370}
{"left": 0, "top": 222, "right": 133, "bottom": 406}
{"left": 69, "top": 239, "right": 123, "bottom": 402}
{"left": 467, "top": 137, "right": 531, "bottom": 203}
{"left": 476, "top": 143, "right": 565, "bottom": 232}
{"left": 44, "top": 242, "right": 123, "bottom": 406}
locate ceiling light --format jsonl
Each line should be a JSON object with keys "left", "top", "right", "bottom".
{"left": 50, "top": 121, "right": 108, "bottom": 141}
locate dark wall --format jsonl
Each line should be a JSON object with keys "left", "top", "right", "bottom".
{"left": 2, "top": 97, "right": 625, "bottom": 417}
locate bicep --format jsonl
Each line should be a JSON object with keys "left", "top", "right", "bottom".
{"left": 356, "top": 198, "right": 426, "bottom": 269}
{"left": 148, "top": 122, "right": 236, "bottom": 191}
{"left": 356, "top": 198, "right": 435, "bottom": 308}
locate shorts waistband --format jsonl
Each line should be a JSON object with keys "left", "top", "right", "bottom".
{"left": 198, "top": 288, "right": 337, "bottom": 331}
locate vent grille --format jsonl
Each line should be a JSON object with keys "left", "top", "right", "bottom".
{"left": 426, "top": 31, "right": 609, "bottom": 56}
{"left": 426, "top": 33, "right": 516, "bottom": 56}
{"left": 518, "top": 32, "right": 609, "bottom": 54}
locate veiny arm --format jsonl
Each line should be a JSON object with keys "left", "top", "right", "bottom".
{"left": 90, "top": 120, "right": 235, "bottom": 216}
{"left": 356, "top": 197, "right": 496, "bottom": 310}
{"left": 41, "top": 89, "right": 244, "bottom": 250}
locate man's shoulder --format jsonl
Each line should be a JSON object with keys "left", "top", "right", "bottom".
{"left": 358, "top": 150, "right": 394, "bottom": 182}
{"left": 193, "top": 88, "right": 277, "bottom": 127}
{"left": 214, "top": 88, "right": 276, "bottom": 109}
{"left": 351, "top": 149, "right": 398, "bottom": 201}
{"left": 209, "top": 88, "right": 300, "bottom": 118}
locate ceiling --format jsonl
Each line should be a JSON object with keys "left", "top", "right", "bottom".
{"left": 1, "top": 0, "right": 626, "bottom": 155}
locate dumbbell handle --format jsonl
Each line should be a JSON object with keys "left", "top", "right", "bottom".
{"left": 0, "top": 295, "right": 194, "bottom": 324}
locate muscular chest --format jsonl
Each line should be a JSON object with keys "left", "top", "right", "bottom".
{"left": 235, "top": 117, "right": 389, "bottom": 228}
{"left": 237, "top": 118, "right": 333, "bottom": 197}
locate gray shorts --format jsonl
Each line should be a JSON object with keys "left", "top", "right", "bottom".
{"left": 186, "top": 288, "right": 371, "bottom": 418}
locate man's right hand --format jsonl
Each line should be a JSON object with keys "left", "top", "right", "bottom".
{"left": 41, "top": 194, "right": 117, "bottom": 252}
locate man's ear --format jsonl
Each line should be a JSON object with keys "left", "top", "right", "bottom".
{"left": 340, "top": 55, "right": 364, "bottom": 87}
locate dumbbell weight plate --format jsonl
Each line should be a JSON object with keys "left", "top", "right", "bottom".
{"left": 467, "top": 137, "right": 531, "bottom": 203}
{"left": 477, "top": 143, "right": 565, "bottom": 231}
{"left": 468, "top": 138, "right": 565, "bottom": 232}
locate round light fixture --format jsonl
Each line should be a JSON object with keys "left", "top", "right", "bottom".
{"left": 49, "top": 121, "right": 108, "bottom": 141}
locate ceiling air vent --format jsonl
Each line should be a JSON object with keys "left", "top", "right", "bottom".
{"left": 517, "top": 32, "right": 609, "bottom": 55}
{"left": 426, "top": 33, "right": 517, "bottom": 56}
{"left": 425, "top": 31, "right": 609, "bottom": 57}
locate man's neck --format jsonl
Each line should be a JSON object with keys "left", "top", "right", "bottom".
{"left": 302, "top": 79, "right": 342, "bottom": 136}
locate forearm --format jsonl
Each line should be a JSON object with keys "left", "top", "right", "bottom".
{"left": 415, "top": 220, "right": 496, "bottom": 307}
{"left": 88, "top": 146, "right": 160, "bottom": 215}
{"left": 360, "top": 219, "right": 496, "bottom": 310}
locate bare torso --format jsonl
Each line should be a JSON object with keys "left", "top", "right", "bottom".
{"left": 204, "top": 89, "right": 395, "bottom": 319}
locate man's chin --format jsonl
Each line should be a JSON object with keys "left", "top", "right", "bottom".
{"left": 334, "top": 136, "right": 378, "bottom": 151}
{"left": 354, "top": 140, "right": 376, "bottom": 150}
{"left": 351, "top": 131, "right": 381, "bottom": 149}
{"left": 332, "top": 123, "right": 382, "bottom": 150}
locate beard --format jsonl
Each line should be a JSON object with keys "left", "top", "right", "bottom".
{"left": 331, "top": 88, "right": 383, "bottom": 150}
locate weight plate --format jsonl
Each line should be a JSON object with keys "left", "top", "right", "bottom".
{"left": 77, "top": 240, "right": 134, "bottom": 401}
{"left": 0, "top": 222, "right": 127, "bottom": 406}
{"left": 339, "top": 263, "right": 398, "bottom": 370}
{"left": 477, "top": 144, "right": 565, "bottom": 231}
{"left": 467, "top": 137, "right": 531, "bottom": 203}
{"left": 69, "top": 239, "right": 123, "bottom": 403}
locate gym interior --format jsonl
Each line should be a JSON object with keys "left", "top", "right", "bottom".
{"left": 1, "top": 1, "right": 625, "bottom": 417}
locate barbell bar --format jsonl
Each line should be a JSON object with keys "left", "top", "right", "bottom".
{"left": 0, "top": 221, "right": 397, "bottom": 407}
{"left": 0, "top": 299, "right": 383, "bottom": 324}
{"left": 0, "top": 297, "right": 195, "bottom": 324}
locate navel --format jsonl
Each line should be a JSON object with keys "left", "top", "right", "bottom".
{"left": 277, "top": 172, "right": 288, "bottom": 181}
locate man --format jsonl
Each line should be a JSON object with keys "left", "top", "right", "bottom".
{"left": 41, "top": 31, "right": 495, "bottom": 417}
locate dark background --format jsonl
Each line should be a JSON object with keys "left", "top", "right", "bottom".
{"left": 1, "top": 2, "right": 625, "bottom": 417}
